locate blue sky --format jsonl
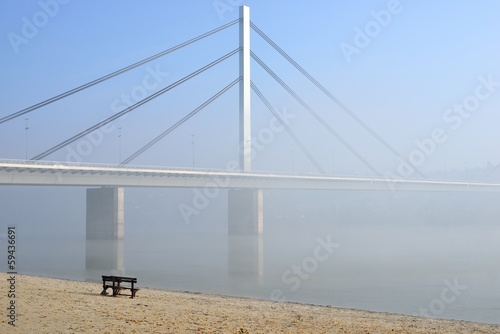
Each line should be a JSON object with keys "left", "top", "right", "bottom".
{"left": 1, "top": 0, "right": 499, "bottom": 177}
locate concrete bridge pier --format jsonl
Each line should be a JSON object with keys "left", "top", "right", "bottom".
{"left": 227, "top": 189, "right": 263, "bottom": 279}
{"left": 85, "top": 187, "right": 124, "bottom": 272}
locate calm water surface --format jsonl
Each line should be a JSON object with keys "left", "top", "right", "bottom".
{"left": 11, "top": 221, "right": 500, "bottom": 325}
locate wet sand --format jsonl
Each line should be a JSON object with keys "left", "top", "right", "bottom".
{"left": 1, "top": 273, "right": 499, "bottom": 333}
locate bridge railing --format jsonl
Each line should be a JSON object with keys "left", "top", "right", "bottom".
{"left": 0, "top": 158, "right": 238, "bottom": 173}
{"left": 0, "top": 158, "right": 379, "bottom": 179}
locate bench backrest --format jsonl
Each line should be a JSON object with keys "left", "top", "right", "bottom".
{"left": 102, "top": 275, "right": 137, "bottom": 284}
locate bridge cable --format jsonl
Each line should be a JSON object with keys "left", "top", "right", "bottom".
{"left": 251, "top": 22, "right": 425, "bottom": 178}
{"left": 251, "top": 81, "right": 326, "bottom": 175}
{"left": 251, "top": 51, "right": 382, "bottom": 177}
{"left": 121, "top": 77, "right": 240, "bottom": 165}
{"left": 31, "top": 48, "right": 240, "bottom": 160}
{"left": 0, "top": 19, "right": 240, "bottom": 125}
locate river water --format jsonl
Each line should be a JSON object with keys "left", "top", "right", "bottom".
{"left": 9, "top": 218, "right": 500, "bottom": 325}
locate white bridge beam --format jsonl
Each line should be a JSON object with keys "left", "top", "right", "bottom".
{"left": 1, "top": 161, "right": 500, "bottom": 192}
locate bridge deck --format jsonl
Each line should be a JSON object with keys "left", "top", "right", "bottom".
{"left": 1, "top": 160, "right": 500, "bottom": 192}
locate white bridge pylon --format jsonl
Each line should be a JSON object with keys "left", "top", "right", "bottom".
{"left": 239, "top": 5, "right": 251, "bottom": 172}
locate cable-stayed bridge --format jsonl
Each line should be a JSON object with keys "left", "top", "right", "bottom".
{"left": 1, "top": 6, "right": 499, "bottom": 272}
{"left": 1, "top": 7, "right": 422, "bottom": 176}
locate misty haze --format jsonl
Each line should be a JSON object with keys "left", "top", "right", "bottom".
{"left": 1, "top": 1, "right": 500, "bottom": 331}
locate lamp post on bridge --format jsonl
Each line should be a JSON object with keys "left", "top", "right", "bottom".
{"left": 332, "top": 149, "right": 335, "bottom": 175}
{"left": 118, "top": 127, "right": 122, "bottom": 163}
{"left": 24, "top": 118, "right": 29, "bottom": 160}
{"left": 191, "top": 134, "right": 195, "bottom": 169}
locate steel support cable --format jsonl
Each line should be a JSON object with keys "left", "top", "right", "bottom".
{"left": 0, "top": 19, "right": 240, "bottom": 125}
{"left": 251, "top": 22, "right": 424, "bottom": 178}
{"left": 251, "top": 51, "right": 381, "bottom": 177}
{"left": 250, "top": 81, "right": 326, "bottom": 175}
{"left": 121, "top": 77, "right": 240, "bottom": 165}
{"left": 32, "top": 48, "right": 240, "bottom": 160}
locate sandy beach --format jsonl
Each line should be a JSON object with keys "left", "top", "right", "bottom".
{"left": 1, "top": 273, "right": 499, "bottom": 333}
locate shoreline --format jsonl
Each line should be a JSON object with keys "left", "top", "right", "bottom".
{"left": 2, "top": 273, "right": 499, "bottom": 333}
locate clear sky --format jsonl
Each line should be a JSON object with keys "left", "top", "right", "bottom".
{"left": 1, "top": 0, "right": 499, "bottom": 177}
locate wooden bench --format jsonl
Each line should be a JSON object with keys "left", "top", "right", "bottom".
{"left": 101, "top": 275, "right": 139, "bottom": 298}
